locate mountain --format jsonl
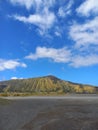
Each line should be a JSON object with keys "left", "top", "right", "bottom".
{"left": 0, "top": 75, "right": 97, "bottom": 95}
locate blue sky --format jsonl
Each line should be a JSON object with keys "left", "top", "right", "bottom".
{"left": 0, "top": 0, "right": 98, "bottom": 86}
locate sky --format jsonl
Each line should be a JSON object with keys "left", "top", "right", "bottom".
{"left": 0, "top": 0, "right": 98, "bottom": 86}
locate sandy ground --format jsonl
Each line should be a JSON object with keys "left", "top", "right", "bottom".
{"left": 0, "top": 95, "right": 98, "bottom": 130}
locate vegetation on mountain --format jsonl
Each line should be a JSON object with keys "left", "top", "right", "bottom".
{"left": 0, "top": 75, "right": 97, "bottom": 96}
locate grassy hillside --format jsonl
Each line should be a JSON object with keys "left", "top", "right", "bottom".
{"left": 0, "top": 75, "right": 97, "bottom": 95}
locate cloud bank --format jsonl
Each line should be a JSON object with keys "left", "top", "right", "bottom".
{"left": 7, "top": 0, "right": 98, "bottom": 68}
{"left": 9, "top": 0, "right": 73, "bottom": 35}
{"left": 25, "top": 46, "right": 98, "bottom": 68}
{"left": 69, "top": 17, "right": 98, "bottom": 48}
{"left": 76, "top": 0, "right": 98, "bottom": 16}
{"left": 25, "top": 46, "right": 71, "bottom": 63}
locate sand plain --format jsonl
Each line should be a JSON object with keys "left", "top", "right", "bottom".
{"left": 0, "top": 95, "right": 98, "bottom": 130}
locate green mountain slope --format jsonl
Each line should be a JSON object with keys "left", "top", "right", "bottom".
{"left": 0, "top": 75, "right": 97, "bottom": 94}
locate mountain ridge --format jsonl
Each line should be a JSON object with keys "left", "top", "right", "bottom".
{"left": 1, "top": 75, "right": 96, "bottom": 86}
{"left": 0, "top": 75, "right": 97, "bottom": 95}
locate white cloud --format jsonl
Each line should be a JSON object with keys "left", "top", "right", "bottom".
{"left": 11, "top": 77, "right": 24, "bottom": 80}
{"left": 58, "top": 7, "right": 66, "bottom": 18}
{"left": 55, "top": 31, "right": 61, "bottom": 37}
{"left": 76, "top": 0, "right": 98, "bottom": 16}
{"left": 25, "top": 46, "right": 98, "bottom": 68}
{"left": 9, "top": 0, "right": 55, "bottom": 10}
{"left": 25, "top": 46, "right": 71, "bottom": 63}
{"left": 9, "top": 0, "right": 35, "bottom": 10}
{"left": 11, "top": 77, "right": 18, "bottom": 80}
{"left": 58, "top": 7, "right": 71, "bottom": 18}
{"left": 54, "top": 26, "right": 62, "bottom": 37}
{"left": 69, "top": 17, "right": 98, "bottom": 48}
{"left": 9, "top": 0, "right": 56, "bottom": 34}
{"left": 66, "top": 0, "right": 73, "bottom": 10}
{"left": 7, "top": 0, "right": 98, "bottom": 68}
{"left": 9, "top": 0, "right": 74, "bottom": 36}
{"left": 70, "top": 54, "right": 98, "bottom": 68}
{"left": 0, "top": 59, "right": 27, "bottom": 71}
{"left": 13, "top": 8, "right": 56, "bottom": 35}
{"left": 58, "top": 0, "right": 73, "bottom": 18}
